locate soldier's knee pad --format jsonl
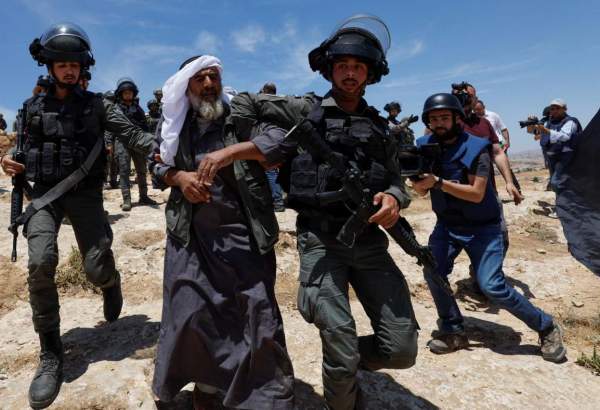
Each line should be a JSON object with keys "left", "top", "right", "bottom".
{"left": 28, "top": 253, "right": 58, "bottom": 278}
{"left": 379, "top": 326, "right": 419, "bottom": 369}
{"left": 83, "top": 247, "right": 116, "bottom": 287}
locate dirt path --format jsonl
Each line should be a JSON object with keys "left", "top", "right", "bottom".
{"left": 0, "top": 169, "right": 599, "bottom": 409}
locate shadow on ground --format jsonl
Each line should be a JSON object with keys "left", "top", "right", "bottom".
{"left": 359, "top": 370, "right": 440, "bottom": 409}
{"left": 154, "top": 378, "right": 323, "bottom": 410}
{"left": 61, "top": 314, "right": 159, "bottom": 383}
{"left": 462, "top": 316, "right": 539, "bottom": 357}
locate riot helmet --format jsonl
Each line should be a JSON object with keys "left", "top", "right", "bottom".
{"left": 147, "top": 99, "right": 159, "bottom": 110}
{"left": 116, "top": 77, "right": 139, "bottom": 98}
{"left": 309, "top": 14, "right": 390, "bottom": 84}
{"left": 29, "top": 22, "right": 95, "bottom": 68}
{"left": 421, "top": 93, "right": 465, "bottom": 126}
{"left": 384, "top": 101, "right": 401, "bottom": 114}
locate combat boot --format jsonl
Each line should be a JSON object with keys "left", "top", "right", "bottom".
{"left": 102, "top": 276, "right": 123, "bottom": 322}
{"left": 138, "top": 185, "right": 158, "bottom": 206}
{"left": 28, "top": 330, "right": 63, "bottom": 409}
{"left": 427, "top": 332, "right": 469, "bottom": 354}
{"left": 121, "top": 191, "right": 132, "bottom": 212}
{"left": 138, "top": 194, "right": 158, "bottom": 206}
{"left": 539, "top": 321, "right": 567, "bottom": 363}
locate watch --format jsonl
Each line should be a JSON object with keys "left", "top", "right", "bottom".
{"left": 433, "top": 176, "right": 443, "bottom": 190}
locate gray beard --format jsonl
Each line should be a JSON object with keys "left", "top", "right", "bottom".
{"left": 188, "top": 92, "right": 224, "bottom": 121}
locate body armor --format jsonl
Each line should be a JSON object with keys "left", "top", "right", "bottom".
{"left": 287, "top": 102, "right": 392, "bottom": 216}
{"left": 24, "top": 90, "right": 104, "bottom": 186}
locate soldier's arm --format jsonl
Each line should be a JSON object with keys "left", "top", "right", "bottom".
{"left": 147, "top": 119, "right": 171, "bottom": 190}
{"left": 101, "top": 100, "right": 154, "bottom": 155}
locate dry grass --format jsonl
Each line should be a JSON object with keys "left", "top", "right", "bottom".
{"left": 0, "top": 255, "right": 28, "bottom": 315}
{"left": 55, "top": 246, "right": 99, "bottom": 294}
{"left": 576, "top": 347, "right": 600, "bottom": 375}
{"left": 121, "top": 229, "right": 164, "bottom": 249}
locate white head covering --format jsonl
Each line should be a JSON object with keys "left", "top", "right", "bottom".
{"left": 160, "top": 55, "right": 228, "bottom": 166}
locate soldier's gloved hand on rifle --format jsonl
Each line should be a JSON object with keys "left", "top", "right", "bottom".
{"left": 368, "top": 192, "right": 400, "bottom": 229}
{"left": 0, "top": 155, "right": 25, "bottom": 177}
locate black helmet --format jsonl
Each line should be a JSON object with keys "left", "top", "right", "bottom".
{"left": 147, "top": 99, "right": 159, "bottom": 109}
{"left": 422, "top": 93, "right": 465, "bottom": 126}
{"left": 29, "top": 22, "right": 94, "bottom": 67}
{"left": 384, "top": 101, "right": 401, "bottom": 113}
{"left": 116, "top": 77, "right": 139, "bottom": 98}
{"left": 153, "top": 88, "right": 163, "bottom": 97}
{"left": 309, "top": 14, "right": 390, "bottom": 84}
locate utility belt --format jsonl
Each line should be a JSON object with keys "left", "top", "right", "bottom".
{"left": 25, "top": 140, "right": 88, "bottom": 185}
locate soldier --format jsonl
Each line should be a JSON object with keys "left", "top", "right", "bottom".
{"left": 153, "top": 88, "right": 163, "bottom": 105}
{"left": 103, "top": 90, "right": 119, "bottom": 189}
{"left": 384, "top": 101, "right": 417, "bottom": 145}
{"left": 146, "top": 99, "right": 160, "bottom": 134}
{"left": 0, "top": 113, "right": 6, "bottom": 131}
{"left": 79, "top": 69, "right": 91, "bottom": 91}
{"left": 113, "top": 77, "right": 157, "bottom": 210}
{"left": 197, "top": 15, "right": 419, "bottom": 409}
{"left": 0, "top": 22, "right": 153, "bottom": 409}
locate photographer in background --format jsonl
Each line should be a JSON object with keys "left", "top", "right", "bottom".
{"left": 527, "top": 99, "right": 581, "bottom": 192}
{"left": 474, "top": 100, "right": 521, "bottom": 193}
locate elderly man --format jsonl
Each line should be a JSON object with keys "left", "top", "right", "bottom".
{"left": 149, "top": 55, "right": 294, "bottom": 410}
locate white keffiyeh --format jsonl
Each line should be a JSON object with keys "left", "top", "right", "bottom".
{"left": 159, "top": 55, "right": 233, "bottom": 166}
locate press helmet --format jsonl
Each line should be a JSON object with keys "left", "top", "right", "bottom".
{"left": 308, "top": 14, "right": 391, "bottom": 84}
{"left": 421, "top": 93, "right": 465, "bottom": 126}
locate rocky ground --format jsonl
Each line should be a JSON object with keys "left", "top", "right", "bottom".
{"left": 0, "top": 162, "right": 599, "bottom": 409}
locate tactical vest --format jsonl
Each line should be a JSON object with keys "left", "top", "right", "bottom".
{"left": 146, "top": 113, "right": 160, "bottom": 134}
{"left": 287, "top": 103, "right": 392, "bottom": 215}
{"left": 24, "top": 91, "right": 103, "bottom": 186}
{"left": 417, "top": 133, "right": 501, "bottom": 226}
{"left": 118, "top": 102, "right": 148, "bottom": 131}
{"left": 542, "top": 115, "right": 582, "bottom": 154}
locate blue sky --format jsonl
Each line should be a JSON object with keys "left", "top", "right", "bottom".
{"left": 1, "top": 0, "right": 599, "bottom": 152}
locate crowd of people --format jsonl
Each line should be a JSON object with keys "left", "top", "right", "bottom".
{"left": 0, "top": 14, "right": 588, "bottom": 410}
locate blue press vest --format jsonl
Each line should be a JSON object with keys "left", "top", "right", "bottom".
{"left": 416, "top": 132, "right": 501, "bottom": 226}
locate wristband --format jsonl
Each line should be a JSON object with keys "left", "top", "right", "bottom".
{"left": 433, "top": 177, "right": 443, "bottom": 190}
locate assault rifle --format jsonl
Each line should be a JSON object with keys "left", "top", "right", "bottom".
{"left": 285, "top": 119, "right": 453, "bottom": 296}
{"left": 9, "top": 104, "right": 29, "bottom": 262}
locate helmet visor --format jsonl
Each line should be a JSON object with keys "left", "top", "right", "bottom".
{"left": 329, "top": 14, "right": 391, "bottom": 55}
{"left": 40, "top": 22, "right": 91, "bottom": 50}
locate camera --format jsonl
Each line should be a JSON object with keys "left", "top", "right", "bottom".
{"left": 451, "top": 81, "right": 472, "bottom": 107}
{"left": 519, "top": 115, "right": 548, "bottom": 135}
{"left": 397, "top": 143, "right": 441, "bottom": 177}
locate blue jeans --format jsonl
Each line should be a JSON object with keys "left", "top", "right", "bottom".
{"left": 426, "top": 221, "right": 553, "bottom": 334}
{"left": 265, "top": 169, "right": 283, "bottom": 206}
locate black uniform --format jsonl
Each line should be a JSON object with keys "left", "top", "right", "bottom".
{"left": 114, "top": 101, "right": 150, "bottom": 204}
{"left": 22, "top": 86, "right": 151, "bottom": 333}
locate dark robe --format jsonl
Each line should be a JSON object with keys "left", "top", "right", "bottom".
{"left": 152, "top": 114, "right": 294, "bottom": 409}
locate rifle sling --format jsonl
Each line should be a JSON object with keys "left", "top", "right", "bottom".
{"left": 15, "top": 137, "right": 104, "bottom": 227}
